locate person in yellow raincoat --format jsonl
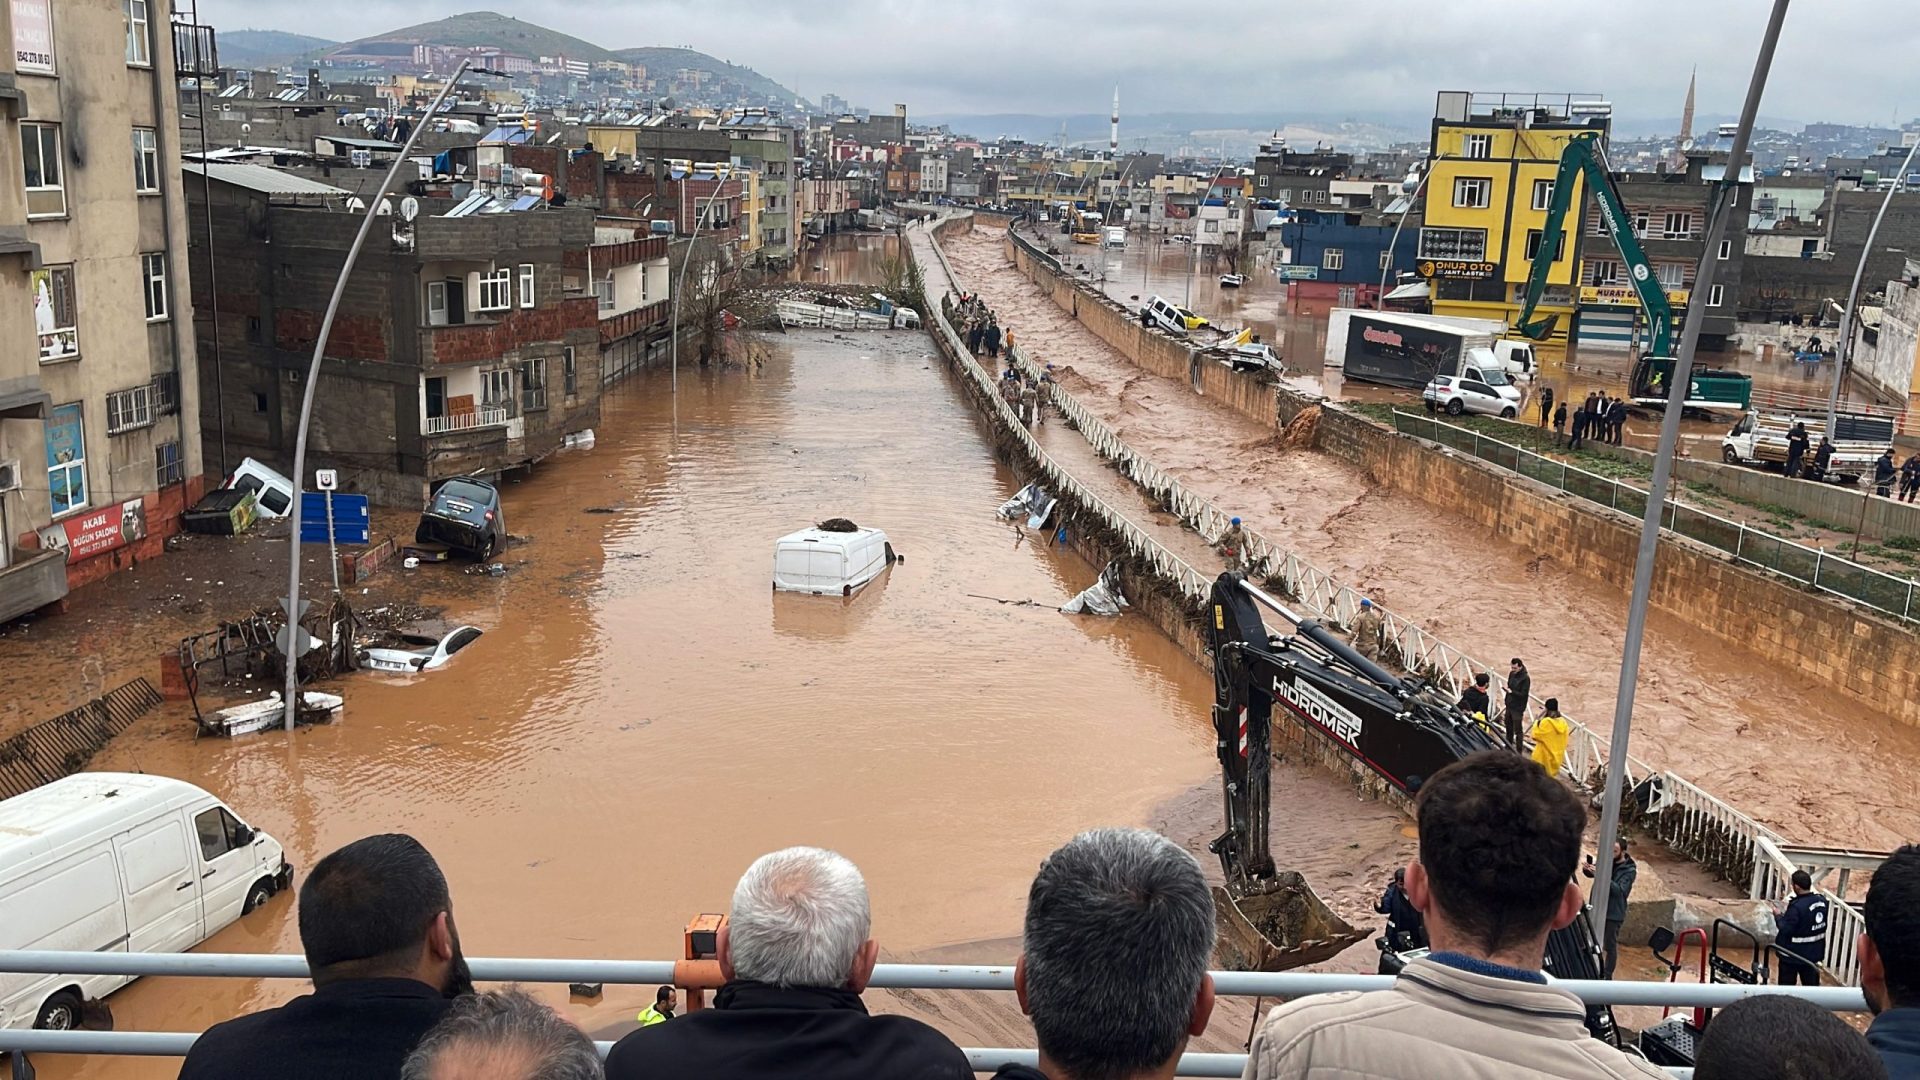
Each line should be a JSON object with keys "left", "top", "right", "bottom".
{"left": 1530, "top": 697, "right": 1572, "bottom": 776}
{"left": 637, "top": 985, "right": 677, "bottom": 1026}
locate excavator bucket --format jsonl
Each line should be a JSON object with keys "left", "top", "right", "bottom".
{"left": 1212, "top": 872, "right": 1371, "bottom": 972}
{"left": 1516, "top": 314, "right": 1561, "bottom": 342}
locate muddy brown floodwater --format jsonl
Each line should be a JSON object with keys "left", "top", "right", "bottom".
{"left": 42, "top": 322, "right": 1416, "bottom": 1079}
{"left": 945, "top": 217, "right": 1920, "bottom": 854}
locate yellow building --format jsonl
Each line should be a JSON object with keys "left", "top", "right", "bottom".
{"left": 738, "top": 169, "right": 763, "bottom": 259}
{"left": 1421, "top": 92, "right": 1612, "bottom": 336}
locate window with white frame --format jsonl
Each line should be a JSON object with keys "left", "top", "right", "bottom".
{"left": 592, "top": 273, "right": 615, "bottom": 312}
{"left": 518, "top": 263, "right": 534, "bottom": 308}
{"left": 1523, "top": 229, "right": 1566, "bottom": 262}
{"left": 141, "top": 252, "right": 168, "bottom": 321}
{"left": 1276, "top": 188, "right": 1292, "bottom": 203}
{"left": 1464, "top": 134, "right": 1493, "bottom": 160}
{"left": 1379, "top": 251, "right": 1392, "bottom": 270}
{"left": 1322, "top": 248, "right": 1345, "bottom": 271}
{"left": 33, "top": 266, "right": 78, "bottom": 361}
{"left": 1257, "top": 175, "right": 1269, "bottom": 189}
{"left": 155, "top": 440, "right": 183, "bottom": 488}
{"left": 1718, "top": 239, "right": 1732, "bottom": 261}
{"left": 1662, "top": 211, "right": 1694, "bottom": 239}
{"left": 1658, "top": 262, "right": 1686, "bottom": 288}
{"left": 106, "top": 383, "right": 155, "bottom": 435}
{"left": 1631, "top": 211, "right": 1650, "bottom": 236}
{"left": 1417, "top": 226, "right": 1488, "bottom": 261}
{"left": 44, "top": 403, "right": 87, "bottom": 517}
{"left": 132, "top": 128, "right": 159, "bottom": 193}
{"left": 124, "top": 0, "right": 150, "bottom": 65}
{"left": 476, "top": 267, "right": 513, "bottom": 312}
{"left": 1532, "top": 179, "right": 1554, "bottom": 212}
{"left": 1452, "top": 177, "right": 1491, "bottom": 209}
{"left": 520, "top": 356, "right": 548, "bottom": 411}
{"left": 22, "top": 123, "right": 65, "bottom": 217}
{"left": 481, "top": 369, "right": 514, "bottom": 409}
{"left": 1589, "top": 260, "right": 1623, "bottom": 285}
{"left": 1708, "top": 283, "right": 1725, "bottom": 307}
{"left": 426, "top": 280, "right": 450, "bottom": 326}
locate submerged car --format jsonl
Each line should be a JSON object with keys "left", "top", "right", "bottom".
{"left": 1219, "top": 273, "right": 1247, "bottom": 288}
{"left": 361, "top": 626, "right": 484, "bottom": 674}
{"left": 416, "top": 478, "right": 506, "bottom": 559}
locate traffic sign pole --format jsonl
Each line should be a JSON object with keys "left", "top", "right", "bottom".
{"left": 324, "top": 492, "right": 340, "bottom": 594}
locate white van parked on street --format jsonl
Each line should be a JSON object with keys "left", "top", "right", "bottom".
{"left": 773, "top": 525, "right": 896, "bottom": 596}
{"left": 0, "top": 773, "right": 291, "bottom": 1030}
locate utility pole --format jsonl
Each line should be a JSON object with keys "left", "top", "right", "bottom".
{"left": 1822, "top": 137, "right": 1920, "bottom": 437}
{"left": 1587, "top": 0, "right": 1791, "bottom": 936}
{"left": 280, "top": 61, "right": 492, "bottom": 732}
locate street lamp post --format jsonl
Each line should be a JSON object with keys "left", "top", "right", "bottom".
{"left": 1379, "top": 166, "right": 1433, "bottom": 309}
{"left": 280, "top": 60, "right": 495, "bottom": 731}
{"left": 1586, "top": 0, "right": 1791, "bottom": 935}
{"left": 670, "top": 168, "right": 732, "bottom": 397}
{"left": 1821, "top": 137, "right": 1920, "bottom": 436}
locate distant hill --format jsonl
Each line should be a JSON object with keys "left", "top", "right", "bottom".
{"left": 612, "top": 46, "right": 805, "bottom": 110}
{"left": 325, "top": 10, "right": 613, "bottom": 63}
{"left": 217, "top": 29, "right": 335, "bottom": 68}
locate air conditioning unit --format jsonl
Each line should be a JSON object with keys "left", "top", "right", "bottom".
{"left": 0, "top": 460, "right": 18, "bottom": 493}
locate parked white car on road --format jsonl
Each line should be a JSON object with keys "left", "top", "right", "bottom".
{"left": 1423, "top": 374, "right": 1518, "bottom": 419}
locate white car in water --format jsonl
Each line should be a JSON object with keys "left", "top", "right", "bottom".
{"left": 360, "top": 626, "right": 484, "bottom": 674}
{"left": 1423, "top": 374, "right": 1517, "bottom": 419}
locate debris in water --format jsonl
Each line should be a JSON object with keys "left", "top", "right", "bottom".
{"left": 1061, "top": 562, "right": 1128, "bottom": 616}
{"left": 584, "top": 506, "right": 625, "bottom": 515}
{"left": 1281, "top": 405, "right": 1322, "bottom": 448}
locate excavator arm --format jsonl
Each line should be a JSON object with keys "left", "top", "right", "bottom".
{"left": 1513, "top": 132, "right": 1672, "bottom": 361}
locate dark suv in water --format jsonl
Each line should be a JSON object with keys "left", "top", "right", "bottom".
{"left": 416, "top": 478, "right": 506, "bottom": 560}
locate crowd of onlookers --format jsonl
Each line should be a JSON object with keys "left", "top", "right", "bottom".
{"left": 164, "top": 751, "right": 1920, "bottom": 1080}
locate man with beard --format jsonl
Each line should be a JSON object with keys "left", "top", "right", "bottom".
{"left": 179, "top": 834, "right": 473, "bottom": 1080}
{"left": 1864, "top": 845, "right": 1920, "bottom": 1078}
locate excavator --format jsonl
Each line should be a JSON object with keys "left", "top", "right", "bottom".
{"left": 1205, "top": 573, "right": 1618, "bottom": 1040}
{"left": 1511, "top": 131, "right": 1752, "bottom": 412}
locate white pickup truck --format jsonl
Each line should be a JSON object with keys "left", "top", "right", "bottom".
{"left": 1721, "top": 410, "right": 1895, "bottom": 483}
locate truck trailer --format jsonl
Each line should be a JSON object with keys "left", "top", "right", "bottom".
{"left": 1325, "top": 309, "right": 1535, "bottom": 391}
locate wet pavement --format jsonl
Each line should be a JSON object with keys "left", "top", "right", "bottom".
{"left": 29, "top": 318, "right": 1422, "bottom": 1077}
{"left": 943, "top": 217, "right": 1920, "bottom": 855}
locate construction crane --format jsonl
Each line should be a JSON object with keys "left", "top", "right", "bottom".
{"left": 1512, "top": 132, "right": 1751, "bottom": 412}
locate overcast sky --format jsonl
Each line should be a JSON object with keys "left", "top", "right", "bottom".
{"left": 202, "top": 0, "right": 1910, "bottom": 129}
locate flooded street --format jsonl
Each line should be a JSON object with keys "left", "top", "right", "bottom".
{"left": 36, "top": 312, "right": 1415, "bottom": 1077}
{"left": 945, "top": 217, "right": 1920, "bottom": 854}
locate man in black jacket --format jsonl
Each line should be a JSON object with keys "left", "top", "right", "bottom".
{"left": 1583, "top": 838, "right": 1636, "bottom": 978}
{"left": 179, "top": 834, "right": 473, "bottom": 1080}
{"left": 1503, "top": 658, "right": 1531, "bottom": 752}
{"left": 1457, "top": 673, "right": 1492, "bottom": 720}
{"left": 603, "top": 846, "right": 970, "bottom": 1080}
{"left": 1774, "top": 870, "right": 1829, "bottom": 986}
{"left": 989, "top": 829, "right": 1215, "bottom": 1080}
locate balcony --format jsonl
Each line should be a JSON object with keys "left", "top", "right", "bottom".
{"left": 424, "top": 405, "right": 508, "bottom": 436}
{"left": 599, "top": 299, "right": 671, "bottom": 345}
{"left": 171, "top": 22, "right": 219, "bottom": 79}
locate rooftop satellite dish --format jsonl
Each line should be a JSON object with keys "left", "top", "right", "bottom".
{"left": 400, "top": 196, "right": 420, "bottom": 222}
{"left": 346, "top": 196, "right": 366, "bottom": 212}
{"left": 1681, "top": 137, "right": 1697, "bottom": 152}
{"left": 375, "top": 197, "right": 393, "bottom": 215}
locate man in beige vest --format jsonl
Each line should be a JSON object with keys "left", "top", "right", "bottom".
{"left": 1243, "top": 751, "right": 1663, "bottom": 1079}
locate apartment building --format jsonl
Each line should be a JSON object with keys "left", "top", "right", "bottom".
{"left": 0, "top": 0, "right": 204, "bottom": 623}
{"left": 1421, "top": 91, "right": 1613, "bottom": 334}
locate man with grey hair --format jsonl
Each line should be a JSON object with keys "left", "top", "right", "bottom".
{"left": 603, "top": 846, "right": 970, "bottom": 1079}
{"left": 401, "top": 989, "right": 598, "bottom": 1080}
{"left": 991, "top": 828, "right": 1216, "bottom": 1080}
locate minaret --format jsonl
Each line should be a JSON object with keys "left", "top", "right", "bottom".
{"left": 1110, "top": 86, "right": 1119, "bottom": 160}
{"left": 1673, "top": 67, "right": 1697, "bottom": 169}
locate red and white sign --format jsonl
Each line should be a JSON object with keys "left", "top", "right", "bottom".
{"left": 1362, "top": 326, "right": 1405, "bottom": 348}
{"left": 40, "top": 498, "right": 146, "bottom": 563}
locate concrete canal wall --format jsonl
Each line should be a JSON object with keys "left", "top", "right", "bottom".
{"left": 997, "top": 226, "right": 1920, "bottom": 729}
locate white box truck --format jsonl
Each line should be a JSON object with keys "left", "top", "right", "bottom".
{"left": 1325, "top": 309, "right": 1536, "bottom": 388}
{"left": 0, "top": 773, "right": 291, "bottom": 1030}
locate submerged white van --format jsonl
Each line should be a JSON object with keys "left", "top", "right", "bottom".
{"left": 0, "top": 773, "right": 291, "bottom": 1030}
{"left": 772, "top": 526, "right": 895, "bottom": 596}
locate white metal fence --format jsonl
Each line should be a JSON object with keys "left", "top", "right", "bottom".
{"left": 0, "top": 949, "right": 1868, "bottom": 1075}
{"left": 1391, "top": 409, "right": 1920, "bottom": 623}
{"left": 929, "top": 217, "right": 1856, "bottom": 983}
{"left": 423, "top": 405, "right": 509, "bottom": 435}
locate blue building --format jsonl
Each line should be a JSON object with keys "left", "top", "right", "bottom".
{"left": 1276, "top": 208, "right": 1423, "bottom": 305}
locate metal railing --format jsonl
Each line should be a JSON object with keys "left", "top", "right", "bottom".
{"left": 1392, "top": 409, "right": 1920, "bottom": 624}
{"left": 0, "top": 949, "right": 1867, "bottom": 1076}
{"left": 932, "top": 218, "right": 1862, "bottom": 982}
{"left": 423, "top": 405, "right": 509, "bottom": 436}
